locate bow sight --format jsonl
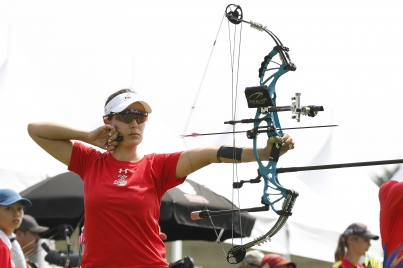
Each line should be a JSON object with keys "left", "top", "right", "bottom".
{"left": 243, "top": 86, "right": 324, "bottom": 120}
{"left": 222, "top": 88, "right": 325, "bottom": 140}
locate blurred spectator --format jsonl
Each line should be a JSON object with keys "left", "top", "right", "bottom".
{"left": 260, "top": 253, "right": 296, "bottom": 268}
{"left": 14, "top": 215, "right": 49, "bottom": 268}
{"left": 333, "top": 222, "right": 379, "bottom": 268}
{"left": 240, "top": 249, "right": 264, "bottom": 268}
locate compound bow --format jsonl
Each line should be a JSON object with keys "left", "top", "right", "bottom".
{"left": 184, "top": 4, "right": 403, "bottom": 266}
{"left": 188, "top": 4, "right": 326, "bottom": 264}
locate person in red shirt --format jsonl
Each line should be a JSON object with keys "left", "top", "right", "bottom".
{"left": 0, "top": 189, "right": 32, "bottom": 268}
{"left": 332, "top": 222, "right": 379, "bottom": 268}
{"left": 379, "top": 179, "right": 403, "bottom": 268}
{"left": 27, "top": 88, "right": 294, "bottom": 267}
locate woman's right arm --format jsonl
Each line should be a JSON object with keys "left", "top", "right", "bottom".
{"left": 27, "top": 122, "right": 119, "bottom": 166}
{"left": 27, "top": 122, "right": 89, "bottom": 166}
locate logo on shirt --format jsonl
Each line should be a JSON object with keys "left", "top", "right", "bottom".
{"left": 113, "top": 168, "right": 129, "bottom": 186}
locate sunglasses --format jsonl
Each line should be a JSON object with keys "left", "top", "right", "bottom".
{"left": 344, "top": 226, "right": 366, "bottom": 236}
{"left": 104, "top": 109, "right": 148, "bottom": 124}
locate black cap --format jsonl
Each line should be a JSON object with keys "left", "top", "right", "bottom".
{"left": 343, "top": 222, "right": 379, "bottom": 240}
{"left": 17, "top": 215, "right": 49, "bottom": 233}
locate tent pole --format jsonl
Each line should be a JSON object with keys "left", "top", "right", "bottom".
{"left": 171, "top": 240, "right": 183, "bottom": 262}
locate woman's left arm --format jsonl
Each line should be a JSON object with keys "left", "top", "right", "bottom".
{"left": 175, "top": 133, "right": 294, "bottom": 178}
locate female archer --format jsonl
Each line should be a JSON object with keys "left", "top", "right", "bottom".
{"left": 332, "top": 222, "right": 379, "bottom": 268}
{"left": 27, "top": 88, "right": 295, "bottom": 267}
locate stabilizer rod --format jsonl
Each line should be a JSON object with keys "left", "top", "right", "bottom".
{"left": 191, "top": 205, "right": 269, "bottom": 220}
{"left": 277, "top": 159, "right": 403, "bottom": 174}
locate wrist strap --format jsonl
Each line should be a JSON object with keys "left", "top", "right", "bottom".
{"left": 217, "top": 146, "right": 243, "bottom": 163}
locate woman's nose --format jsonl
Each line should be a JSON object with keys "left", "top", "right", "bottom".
{"left": 130, "top": 119, "right": 139, "bottom": 128}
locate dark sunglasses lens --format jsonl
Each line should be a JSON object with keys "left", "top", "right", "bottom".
{"left": 116, "top": 114, "right": 147, "bottom": 124}
{"left": 354, "top": 227, "right": 365, "bottom": 233}
{"left": 133, "top": 114, "right": 147, "bottom": 124}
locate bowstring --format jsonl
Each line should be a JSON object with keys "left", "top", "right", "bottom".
{"left": 180, "top": 12, "right": 230, "bottom": 258}
{"left": 227, "top": 17, "right": 244, "bottom": 250}
{"left": 181, "top": 14, "right": 226, "bottom": 148}
{"left": 180, "top": 9, "right": 246, "bottom": 259}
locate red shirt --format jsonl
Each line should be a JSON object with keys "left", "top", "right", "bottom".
{"left": 0, "top": 239, "right": 13, "bottom": 268}
{"left": 331, "top": 258, "right": 364, "bottom": 268}
{"left": 379, "top": 180, "right": 403, "bottom": 267}
{"left": 69, "top": 142, "right": 185, "bottom": 267}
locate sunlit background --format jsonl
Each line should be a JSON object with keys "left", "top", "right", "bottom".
{"left": 1, "top": 1, "right": 402, "bottom": 267}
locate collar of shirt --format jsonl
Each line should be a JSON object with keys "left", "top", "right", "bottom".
{"left": 0, "top": 229, "right": 11, "bottom": 249}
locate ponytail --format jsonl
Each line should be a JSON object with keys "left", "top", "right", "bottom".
{"left": 334, "top": 234, "right": 347, "bottom": 261}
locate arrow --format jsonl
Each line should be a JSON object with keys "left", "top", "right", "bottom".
{"left": 181, "top": 124, "right": 338, "bottom": 138}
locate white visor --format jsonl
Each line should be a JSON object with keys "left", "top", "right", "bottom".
{"left": 104, "top": 92, "right": 152, "bottom": 115}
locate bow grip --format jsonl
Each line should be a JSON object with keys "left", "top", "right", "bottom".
{"left": 269, "top": 141, "right": 281, "bottom": 163}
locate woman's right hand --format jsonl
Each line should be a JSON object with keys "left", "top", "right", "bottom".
{"left": 88, "top": 124, "right": 121, "bottom": 151}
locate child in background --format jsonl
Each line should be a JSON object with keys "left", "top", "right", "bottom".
{"left": 0, "top": 189, "right": 32, "bottom": 268}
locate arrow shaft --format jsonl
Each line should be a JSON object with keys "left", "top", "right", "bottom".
{"left": 277, "top": 159, "right": 403, "bottom": 174}
{"left": 181, "top": 124, "right": 337, "bottom": 137}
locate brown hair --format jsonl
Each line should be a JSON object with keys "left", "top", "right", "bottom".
{"left": 104, "top": 88, "right": 135, "bottom": 119}
{"left": 334, "top": 234, "right": 348, "bottom": 261}
{"left": 334, "top": 234, "right": 359, "bottom": 261}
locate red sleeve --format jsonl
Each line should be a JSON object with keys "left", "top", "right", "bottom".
{"left": 0, "top": 240, "right": 12, "bottom": 268}
{"left": 379, "top": 180, "right": 403, "bottom": 213}
{"left": 68, "top": 142, "right": 100, "bottom": 180}
{"left": 161, "top": 151, "right": 186, "bottom": 192}
{"left": 148, "top": 152, "right": 186, "bottom": 195}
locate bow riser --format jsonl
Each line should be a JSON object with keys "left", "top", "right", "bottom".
{"left": 222, "top": 4, "right": 301, "bottom": 264}
{"left": 225, "top": 21, "right": 300, "bottom": 264}
{"left": 255, "top": 53, "right": 291, "bottom": 211}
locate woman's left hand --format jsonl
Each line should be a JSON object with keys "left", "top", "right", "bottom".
{"left": 266, "top": 133, "right": 295, "bottom": 156}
